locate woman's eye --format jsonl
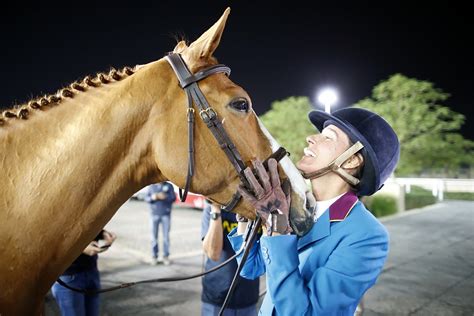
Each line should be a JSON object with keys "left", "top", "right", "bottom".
{"left": 228, "top": 97, "right": 249, "bottom": 113}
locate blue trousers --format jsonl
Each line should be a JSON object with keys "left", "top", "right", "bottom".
{"left": 51, "top": 269, "right": 100, "bottom": 316}
{"left": 150, "top": 213, "right": 171, "bottom": 258}
{"left": 201, "top": 302, "right": 257, "bottom": 316}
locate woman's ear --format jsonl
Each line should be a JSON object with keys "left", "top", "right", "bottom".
{"left": 343, "top": 153, "right": 364, "bottom": 170}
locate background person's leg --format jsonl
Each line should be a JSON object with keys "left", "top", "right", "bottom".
{"left": 162, "top": 215, "right": 171, "bottom": 264}
{"left": 201, "top": 301, "right": 220, "bottom": 316}
{"left": 235, "top": 304, "right": 258, "bottom": 316}
{"left": 84, "top": 269, "right": 101, "bottom": 316}
{"left": 51, "top": 274, "right": 86, "bottom": 316}
{"left": 150, "top": 214, "right": 160, "bottom": 264}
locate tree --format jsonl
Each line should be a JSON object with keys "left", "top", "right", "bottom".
{"left": 259, "top": 96, "right": 316, "bottom": 164}
{"left": 354, "top": 74, "right": 474, "bottom": 176}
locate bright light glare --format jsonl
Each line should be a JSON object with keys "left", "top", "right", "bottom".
{"left": 317, "top": 88, "right": 338, "bottom": 113}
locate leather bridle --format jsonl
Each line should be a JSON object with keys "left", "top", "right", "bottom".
{"left": 165, "top": 53, "right": 262, "bottom": 212}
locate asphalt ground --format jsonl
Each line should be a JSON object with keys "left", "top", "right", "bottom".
{"left": 44, "top": 200, "right": 474, "bottom": 315}
{"left": 364, "top": 200, "right": 474, "bottom": 316}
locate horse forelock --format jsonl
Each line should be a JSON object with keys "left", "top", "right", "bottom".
{"left": 0, "top": 66, "right": 139, "bottom": 128}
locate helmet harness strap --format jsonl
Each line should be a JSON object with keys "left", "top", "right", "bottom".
{"left": 302, "top": 141, "right": 364, "bottom": 186}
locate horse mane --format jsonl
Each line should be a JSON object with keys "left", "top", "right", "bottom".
{"left": 0, "top": 66, "right": 137, "bottom": 127}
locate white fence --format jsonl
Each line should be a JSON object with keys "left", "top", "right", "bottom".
{"left": 378, "top": 177, "right": 473, "bottom": 212}
{"left": 392, "top": 177, "right": 474, "bottom": 196}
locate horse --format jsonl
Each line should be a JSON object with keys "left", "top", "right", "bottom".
{"left": 0, "top": 8, "right": 314, "bottom": 315}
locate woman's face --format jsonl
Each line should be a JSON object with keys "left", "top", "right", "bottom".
{"left": 296, "top": 124, "right": 352, "bottom": 174}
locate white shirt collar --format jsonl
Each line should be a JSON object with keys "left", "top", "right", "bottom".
{"left": 314, "top": 193, "right": 345, "bottom": 222}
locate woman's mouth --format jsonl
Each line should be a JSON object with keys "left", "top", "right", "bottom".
{"left": 303, "top": 147, "right": 317, "bottom": 158}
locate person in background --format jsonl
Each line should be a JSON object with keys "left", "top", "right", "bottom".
{"left": 201, "top": 199, "right": 260, "bottom": 316}
{"left": 145, "top": 181, "right": 176, "bottom": 265}
{"left": 51, "top": 229, "right": 116, "bottom": 316}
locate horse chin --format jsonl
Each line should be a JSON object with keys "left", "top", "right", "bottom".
{"left": 277, "top": 156, "right": 316, "bottom": 236}
{"left": 231, "top": 190, "right": 314, "bottom": 236}
{"left": 289, "top": 190, "right": 316, "bottom": 236}
{"left": 227, "top": 179, "right": 315, "bottom": 236}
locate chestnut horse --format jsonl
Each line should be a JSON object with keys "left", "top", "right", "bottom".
{"left": 0, "top": 8, "right": 314, "bottom": 315}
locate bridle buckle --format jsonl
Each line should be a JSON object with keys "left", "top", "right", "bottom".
{"left": 199, "top": 107, "right": 217, "bottom": 123}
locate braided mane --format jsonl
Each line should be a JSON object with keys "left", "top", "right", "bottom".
{"left": 0, "top": 66, "right": 137, "bottom": 127}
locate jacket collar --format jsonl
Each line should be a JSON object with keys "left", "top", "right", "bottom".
{"left": 329, "top": 191, "right": 358, "bottom": 222}
{"left": 297, "top": 191, "right": 358, "bottom": 250}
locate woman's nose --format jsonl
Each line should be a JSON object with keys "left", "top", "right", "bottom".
{"left": 306, "top": 135, "right": 317, "bottom": 145}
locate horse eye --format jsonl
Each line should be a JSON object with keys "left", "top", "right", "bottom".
{"left": 228, "top": 97, "right": 249, "bottom": 113}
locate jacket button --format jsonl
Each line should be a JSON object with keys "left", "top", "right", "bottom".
{"left": 261, "top": 247, "right": 270, "bottom": 264}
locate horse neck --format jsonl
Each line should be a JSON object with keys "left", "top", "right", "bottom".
{"left": 3, "top": 76, "right": 159, "bottom": 214}
{"left": 0, "top": 61, "right": 168, "bottom": 303}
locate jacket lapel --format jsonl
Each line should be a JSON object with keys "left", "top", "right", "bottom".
{"left": 329, "top": 191, "right": 358, "bottom": 222}
{"left": 297, "top": 191, "right": 358, "bottom": 250}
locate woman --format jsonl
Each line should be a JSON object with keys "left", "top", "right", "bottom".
{"left": 229, "top": 107, "right": 400, "bottom": 315}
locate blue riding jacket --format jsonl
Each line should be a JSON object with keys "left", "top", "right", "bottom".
{"left": 228, "top": 191, "right": 389, "bottom": 315}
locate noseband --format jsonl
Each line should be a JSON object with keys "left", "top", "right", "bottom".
{"left": 165, "top": 53, "right": 285, "bottom": 212}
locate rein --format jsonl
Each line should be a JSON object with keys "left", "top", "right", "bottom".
{"left": 56, "top": 217, "right": 260, "bottom": 295}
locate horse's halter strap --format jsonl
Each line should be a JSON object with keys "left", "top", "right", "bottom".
{"left": 301, "top": 141, "right": 364, "bottom": 186}
{"left": 165, "top": 53, "right": 251, "bottom": 211}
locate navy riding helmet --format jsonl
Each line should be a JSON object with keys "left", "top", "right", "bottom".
{"left": 308, "top": 107, "right": 400, "bottom": 196}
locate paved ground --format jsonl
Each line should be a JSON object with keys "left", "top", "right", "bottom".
{"left": 364, "top": 200, "right": 474, "bottom": 316}
{"left": 45, "top": 200, "right": 474, "bottom": 315}
{"left": 45, "top": 200, "right": 208, "bottom": 315}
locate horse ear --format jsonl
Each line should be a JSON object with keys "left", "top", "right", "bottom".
{"left": 173, "top": 41, "right": 188, "bottom": 54}
{"left": 188, "top": 7, "right": 230, "bottom": 58}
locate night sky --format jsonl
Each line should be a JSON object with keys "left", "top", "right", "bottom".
{"left": 1, "top": 2, "right": 472, "bottom": 140}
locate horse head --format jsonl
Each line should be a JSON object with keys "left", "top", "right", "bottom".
{"left": 144, "top": 8, "right": 315, "bottom": 234}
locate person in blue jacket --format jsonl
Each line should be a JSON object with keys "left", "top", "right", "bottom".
{"left": 145, "top": 181, "right": 176, "bottom": 265}
{"left": 228, "top": 107, "right": 400, "bottom": 315}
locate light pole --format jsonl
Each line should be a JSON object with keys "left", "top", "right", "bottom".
{"left": 317, "top": 88, "right": 338, "bottom": 114}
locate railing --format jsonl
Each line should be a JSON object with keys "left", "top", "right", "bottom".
{"left": 385, "top": 177, "right": 474, "bottom": 203}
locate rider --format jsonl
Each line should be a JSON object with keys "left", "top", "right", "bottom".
{"left": 228, "top": 107, "right": 400, "bottom": 315}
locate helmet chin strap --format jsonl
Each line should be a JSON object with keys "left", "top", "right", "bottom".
{"left": 301, "top": 141, "right": 364, "bottom": 186}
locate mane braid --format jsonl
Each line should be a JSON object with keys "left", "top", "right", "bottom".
{"left": 1, "top": 66, "right": 137, "bottom": 127}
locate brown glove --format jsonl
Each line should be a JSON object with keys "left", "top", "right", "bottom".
{"left": 237, "top": 158, "right": 292, "bottom": 235}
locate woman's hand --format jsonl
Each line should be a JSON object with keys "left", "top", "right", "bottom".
{"left": 238, "top": 158, "right": 292, "bottom": 235}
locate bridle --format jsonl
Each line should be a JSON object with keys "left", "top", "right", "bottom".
{"left": 165, "top": 53, "right": 251, "bottom": 212}
{"left": 57, "top": 53, "right": 288, "bottom": 312}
